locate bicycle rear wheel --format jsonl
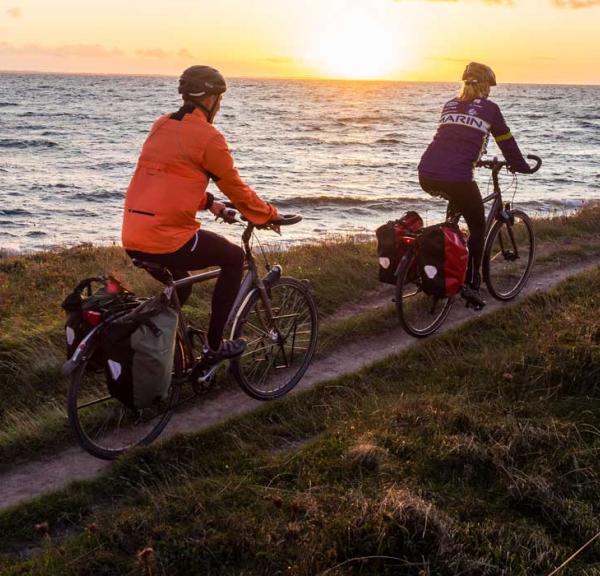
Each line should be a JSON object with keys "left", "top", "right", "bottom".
{"left": 67, "top": 335, "right": 183, "bottom": 460}
{"left": 396, "top": 246, "right": 453, "bottom": 338}
{"left": 483, "top": 209, "right": 535, "bottom": 301}
{"left": 230, "top": 277, "right": 318, "bottom": 400}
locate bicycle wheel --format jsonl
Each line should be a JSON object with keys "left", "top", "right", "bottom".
{"left": 230, "top": 277, "right": 318, "bottom": 400}
{"left": 483, "top": 209, "right": 535, "bottom": 301}
{"left": 68, "top": 334, "right": 183, "bottom": 460}
{"left": 396, "top": 246, "right": 453, "bottom": 338}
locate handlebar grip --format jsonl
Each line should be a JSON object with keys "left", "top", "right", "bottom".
{"left": 526, "top": 154, "right": 542, "bottom": 173}
{"left": 272, "top": 214, "right": 302, "bottom": 226}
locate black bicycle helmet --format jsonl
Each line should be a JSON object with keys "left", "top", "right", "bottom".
{"left": 462, "top": 62, "right": 497, "bottom": 87}
{"left": 178, "top": 65, "right": 227, "bottom": 98}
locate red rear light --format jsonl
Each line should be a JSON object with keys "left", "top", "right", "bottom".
{"left": 105, "top": 280, "right": 121, "bottom": 294}
{"left": 401, "top": 236, "right": 416, "bottom": 245}
{"left": 83, "top": 310, "right": 102, "bottom": 326}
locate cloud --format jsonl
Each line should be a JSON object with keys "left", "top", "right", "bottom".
{"left": 7, "top": 6, "right": 21, "bottom": 18}
{"left": 394, "top": 0, "right": 599, "bottom": 5}
{"left": 135, "top": 48, "right": 168, "bottom": 58}
{"left": 0, "top": 42, "right": 122, "bottom": 58}
{"left": 552, "top": 0, "right": 600, "bottom": 6}
{"left": 135, "top": 47, "right": 195, "bottom": 60}
{"left": 265, "top": 57, "right": 296, "bottom": 64}
{"left": 393, "top": 0, "right": 513, "bottom": 4}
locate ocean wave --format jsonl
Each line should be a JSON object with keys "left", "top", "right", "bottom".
{"left": 0, "top": 102, "right": 18, "bottom": 107}
{"left": 374, "top": 138, "right": 401, "bottom": 145}
{"left": 18, "top": 111, "right": 90, "bottom": 119}
{"left": 0, "top": 208, "right": 32, "bottom": 216}
{"left": 31, "top": 183, "right": 81, "bottom": 191}
{"left": 92, "top": 161, "right": 133, "bottom": 170}
{"left": 274, "top": 195, "right": 433, "bottom": 209}
{"left": 26, "top": 231, "right": 47, "bottom": 237}
{"left": 71, "top": 190, "right": 123, "bottom": 202}
{"left": 0, "top": 138, "right": 57, "bottom": 149}
{"left": 337, "top": 115, "right": 383, "bottom": 124}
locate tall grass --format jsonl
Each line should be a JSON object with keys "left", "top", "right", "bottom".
{"left": 0, "top": 204, "right": 599, "bottom": 468}
{"left": 0, "top": 265, "right": 599, "bottom": 575}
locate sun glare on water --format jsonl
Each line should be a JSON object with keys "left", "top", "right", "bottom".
{"left": 310, "top": 8, "right": 398, "bottom": 80}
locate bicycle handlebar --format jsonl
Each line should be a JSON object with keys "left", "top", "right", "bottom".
{"left": 220, "top": 201, "right": 302, "bottom": 228}
{"left": 476, "top": 154, "right": 542, "bottom": 174}
{"left": 525, "top": 154, "right": 542, "bottom": 173}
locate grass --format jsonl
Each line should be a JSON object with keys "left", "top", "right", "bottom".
{"left": 0, "top": 203, "right": 599, "bottom": 469}
{"left": 0, "top": 237, "right": 379, "bottom": 466}
{"left": 0, "top": 263, "right": 599, "bottom": 574}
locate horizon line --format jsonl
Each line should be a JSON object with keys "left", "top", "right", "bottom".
{"left": 1, "top": 68, "right": 599, "bottom": 87}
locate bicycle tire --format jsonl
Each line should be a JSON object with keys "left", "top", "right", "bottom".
{"left": 395, "top": 246, "right": 453, "bottom": 338}
{"left": 483, "top": 209, "right": 535, "bottom": 301}
{"left": 68, "top": 333, "right": 183, "bottom": 460}
{"left": 229, "top": 277, "right": 318, "bottom": 401}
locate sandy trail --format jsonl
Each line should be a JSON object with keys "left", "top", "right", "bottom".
{"left": 1, "top": 258, "right": 598, "bottom": 511}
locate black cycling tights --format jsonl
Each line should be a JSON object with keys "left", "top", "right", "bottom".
{"left": 127, "top": 229, "right": 244, "bottom": 350}
{"left": 419, "top": 176, "right": 486, "bottom": 290}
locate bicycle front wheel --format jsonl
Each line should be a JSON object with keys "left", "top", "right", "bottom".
{"left": 67, "top": 335, "right": 183, "bottom": 460}
{"left": 396, "top": 246, "right": 453, "bottom": 338}
{"left": 230, "top": 277, "right": 318, "bottom": 400}
{"left": 483, "top": 209, "right": 535, "bottom": 301}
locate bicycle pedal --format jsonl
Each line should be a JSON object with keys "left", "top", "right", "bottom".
{"left": 192, "top": 371, "right": 218, "bottom": 395}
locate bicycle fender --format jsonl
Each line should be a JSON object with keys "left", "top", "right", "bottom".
{"left": 62, "top": 325, "right": 103, "bottom": 376}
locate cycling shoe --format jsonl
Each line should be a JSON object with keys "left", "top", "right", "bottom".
{"left": 462, "top": 286, "right": 486, "bottom": 311}
{"left": 202, "top": 338, "right": 247, "bottom": 363}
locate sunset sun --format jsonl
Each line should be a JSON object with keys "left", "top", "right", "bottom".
{"left": 310, "top": 9, "right": 398, "bottom": 80}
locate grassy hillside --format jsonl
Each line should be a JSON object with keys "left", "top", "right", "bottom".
{"left": 0, "top": 203, "right": 598, "bottom": 469}
{"left": 0, "top": 264, "right": 599, "bottom": 575}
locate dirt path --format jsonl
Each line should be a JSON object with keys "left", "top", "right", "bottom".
{"left": 1, "top": 258, "right": 599, "bottom": 511}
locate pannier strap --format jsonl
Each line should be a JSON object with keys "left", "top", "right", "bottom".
{"left": 61, "top": 276, "right": 105, "bottom": 311}
{"left": 139, "top": 317, "right": 162, "bottom": 337}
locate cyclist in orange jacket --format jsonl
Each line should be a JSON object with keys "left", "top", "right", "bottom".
{"left": 122, "top": 65, "right": 279, "bottom": 361}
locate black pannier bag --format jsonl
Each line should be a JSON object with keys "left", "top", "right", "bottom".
{"left": 416, "top": 223, "right": 469, "bottom": 298}
{"left": 61, "top": 276, "right": 137, "bottom": 370}
{"left": 376, "top": 211, "right": 423, "bottom": 284}
{"left": 102, "top": 295, "right": 178, "bottom": 410}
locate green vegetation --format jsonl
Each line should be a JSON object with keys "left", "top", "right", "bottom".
{"left": 0, "top": 203, "right": 598, "bottom": 469}
{"left": 0, "top": 238, "right": 378, "bottom": 466}
{"left": 1, "top": 262, "right": 599, "bottom": 574}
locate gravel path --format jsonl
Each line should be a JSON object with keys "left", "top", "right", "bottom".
{"left": 1, "top": 258, "right": 598, "bottom": 511}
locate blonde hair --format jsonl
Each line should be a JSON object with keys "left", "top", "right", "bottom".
{"left": 458, "top": 82, "right": 490, "bottom": 101}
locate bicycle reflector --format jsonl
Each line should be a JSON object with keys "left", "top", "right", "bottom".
{"left": 83, "top": 310, "right": 102, "bottom": 326}
{"left": 401, "top": 236, "right": 416, "bottom": 245}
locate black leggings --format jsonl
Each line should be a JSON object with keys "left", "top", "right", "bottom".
{"left": 127, "top": 229, "right": 244, "bottom": 350}
{"left": 419, "top": 176, "right": 485, "bottom": 289}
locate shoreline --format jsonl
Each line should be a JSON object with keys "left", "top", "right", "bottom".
{"left": 0, "top": 198, "right": 592, "bottom": 258}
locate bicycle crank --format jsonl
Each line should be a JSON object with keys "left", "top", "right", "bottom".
{"left": 190, "top": 361, "right": 222, "bottom": 395}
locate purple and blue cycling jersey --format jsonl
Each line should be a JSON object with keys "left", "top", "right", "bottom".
{"left": 418, "top": 97, "right": 529, "bottom": 183}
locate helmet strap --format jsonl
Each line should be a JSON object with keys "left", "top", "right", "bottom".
{"left": 186, "top": 95, "right": 220, "bottom": 123}
{"left": 206, "top": 95, "right": 221, "bottom": 124}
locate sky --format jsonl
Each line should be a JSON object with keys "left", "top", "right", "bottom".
{"left": 1, "top": 0, "right": 599, "bottom": 84}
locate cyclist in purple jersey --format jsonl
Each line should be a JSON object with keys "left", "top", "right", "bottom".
{"left": 418, "top": 62, "right": 531, "bottom": 308}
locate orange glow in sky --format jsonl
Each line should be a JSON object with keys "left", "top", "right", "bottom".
{"left": 1, "top": 0, "right": 599, "bottom": 84}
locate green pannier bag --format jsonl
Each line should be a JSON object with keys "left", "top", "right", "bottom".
{"left": 102, "top": 295, "right": 178, "bottom": 409}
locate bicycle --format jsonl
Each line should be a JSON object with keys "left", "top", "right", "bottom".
{"left": 65, "top": 210, "right": 319, "bottom": 459}
{"left": 396, "top": 154, "right": 542, "bottom": 337}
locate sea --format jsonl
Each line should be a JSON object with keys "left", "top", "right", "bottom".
{"left": 1, "top": 73, "right": 599, "bottom": 253}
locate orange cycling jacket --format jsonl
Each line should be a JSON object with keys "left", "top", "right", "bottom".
{"left": 122, "top": 106, "right": 278, "bottom": 254}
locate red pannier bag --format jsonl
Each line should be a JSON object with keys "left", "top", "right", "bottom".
{"left": 376, "top": 211, "right": 423, "bottom": 284}
{"left": 417, "top": 223, "right": 469, "bottom": 297}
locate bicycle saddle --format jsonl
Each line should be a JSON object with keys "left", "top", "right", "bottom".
{"left": 131, "top": 259, "right": 173, "bottom": 284}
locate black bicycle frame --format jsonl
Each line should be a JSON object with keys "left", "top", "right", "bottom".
{"left": 162, "top": 221, "right": 282, "bottom": 370}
